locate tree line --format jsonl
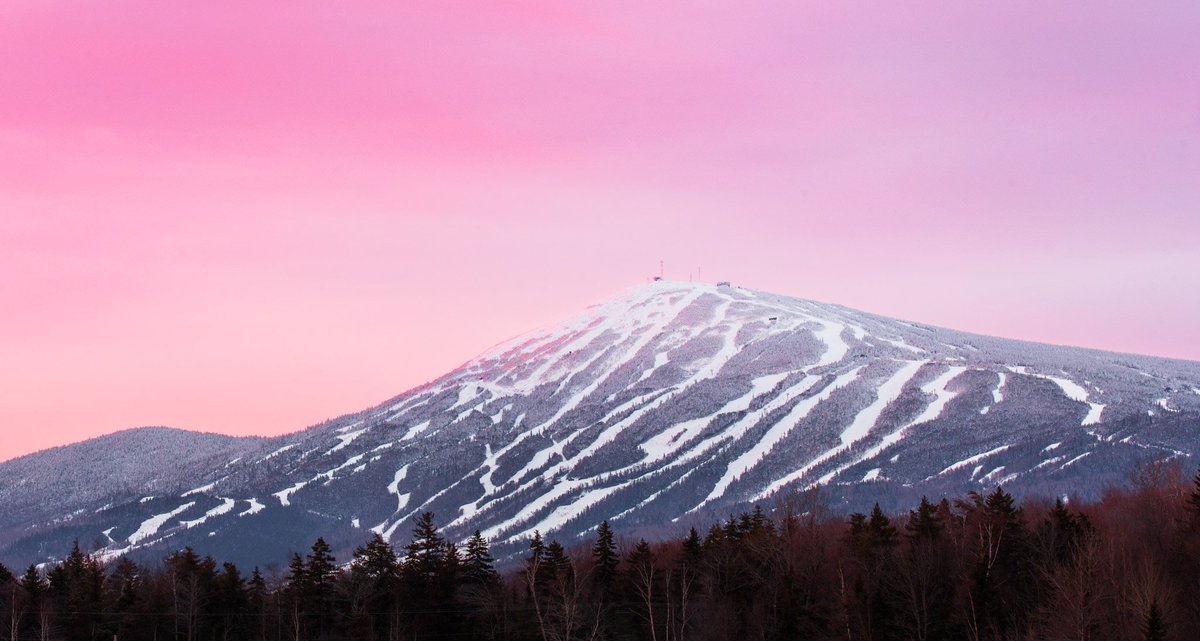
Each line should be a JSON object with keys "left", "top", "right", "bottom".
{"left": 3, "top": 463, "right": 1200, "bottom": 641}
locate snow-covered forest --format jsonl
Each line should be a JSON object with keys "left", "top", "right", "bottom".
{"left": 4, "top": 462, "right": 1199, "bottom": 641}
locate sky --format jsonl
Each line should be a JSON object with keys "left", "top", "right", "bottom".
{"left": 2, "top": 1, "right": 1199, "bottom": 461}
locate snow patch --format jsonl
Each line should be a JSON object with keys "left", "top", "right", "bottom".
{"left": 403, "top": 421, "right": 431, "bottom": 441}
{"left": 261, "top": 444, "right": 297, "bottom": 461}
{"left": 181, "top": 498, "right": 236, "bottom": 529}
{"left": 239, "top": 498, "right": 265, "bottom": 516}
{"left": 328, "top": 428, "right": 369, "bottom": 455}
{"left": 182, "top": 482, "right": 216, "bottom": 497}
{"left": 274, "top": 482, "right": 307, "bottom": 506}
{"left": 929, "top": 445, "right": 1012, "bottom": 479}
{"left": 129, "top": 502, "right": 196, "bottom": 545}
{"left": 837, "top": 361, "right": 927, "bottom": 446}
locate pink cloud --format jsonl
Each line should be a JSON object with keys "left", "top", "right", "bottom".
{"left": 2, "top": 1, "right": 1199, "bottom": 459}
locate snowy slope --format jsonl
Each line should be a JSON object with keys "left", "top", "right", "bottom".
{"left": 3, "top": 281, "right": 1199, "bottom": 567}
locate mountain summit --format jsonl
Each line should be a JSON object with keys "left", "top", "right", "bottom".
{"left": 3, "top": 281, "right": 1199, "bottom": 567}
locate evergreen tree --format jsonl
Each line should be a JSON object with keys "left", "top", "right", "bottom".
{"left": 247, "top": 568, "right": 269, "bottom": 641}
{"left": 403, "top": 512, "right": 446, "bottom": 591}
{"left": 867, "top": 503, "right": 898, "bottom": 548}
{"left": 544, "top": 540, "right": 573, "bottom": 586}
{"left": 47, "top": 540, "right": 108, "bottom": 641}
{"left": 306, "top": 538, "right": 340, "bottom": 640}
{"left": 163, "top": 547, "right": 218, "bottom": 641}
{"left": 284, "top": 552, "right": 309, "bottom": 641}
{"left": 592, "top": 520, "right": 619, "bottom": 594}
{"left": 905, "top": 496, "right": 943, "bottom": 540}
{"left": 212, "top": 562, "right": 251, "bottom": 641}
{"left": 460, "top": 531, "right": 502, "bottom": 641}
{"left": 106, "top": 556, "right": 144, "bottom": 641}
{"left": 463, "top": 530, "right": 498, "bottom": 586}
{"left": 19, "top": 565, "right": 47, "bottom": 641}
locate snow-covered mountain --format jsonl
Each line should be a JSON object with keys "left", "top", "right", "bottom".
{"left": 3, "top": 281, "right": 1199, "bottom": 568}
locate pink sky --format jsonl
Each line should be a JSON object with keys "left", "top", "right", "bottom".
{"left": 3, "top": 2, "right": 1199, "bottom": 461}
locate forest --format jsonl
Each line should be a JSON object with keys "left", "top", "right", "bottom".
{"left": 2, "top": 461, "right": 1199, "bottom": 641}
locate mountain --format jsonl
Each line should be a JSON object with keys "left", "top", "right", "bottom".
{"left": 3, "top": 281, "right": 1199, "bottom": 568}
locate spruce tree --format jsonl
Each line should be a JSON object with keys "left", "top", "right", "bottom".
{"left": 592, "top": 520, "right": 619, "bottom": 594}
{"left": 905, "top": 496, "right": 942, "bottom": 540}
{"left": 463, "top": 530, "right": 498, "bottom": 585}
{"left": 403, "top": 511, "right": 446, "bottom": 590}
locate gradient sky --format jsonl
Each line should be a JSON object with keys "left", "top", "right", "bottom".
{"left": 3, "top": 1, "right": 1199, "bottom": 461}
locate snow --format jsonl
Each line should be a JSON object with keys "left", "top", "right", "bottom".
{"left": 715, "top": 373, "right": 789, "bottom": 415}
{"left": 877, "top": 335, "right": 924, "bottom": 354}
{"left": 239, "top": 498, "right": 265, "bottom": 516}
{"left": 1047, "top": 375, "right": 1088, "bottom": 402}
{"left": 639, "top": 418, "right": 713, "bottom": 461}
{"left": 181, "top": 498, "right": 236, "bottom": 529}
{"left": 182, "top": 482, "right": 216, "bottom": 497}
{"left": 1059, "top": 451, "right": 1092, "bottom": 470}
{"left": 313, "top": 453, "right": 367, "bottom": 483}
{"left": 387, "top": 465, "right": 411, "bottom": 512}
{"left": 327, "top": 428, "right": 369, "bottom": 455}
{"left": 139, "top": 496, "right": 155, "bottom": 503}
{"left": 978, "top": 466, "right": 1007, "bottom": 484}
{"left": 1082, "top": 403, "right": 1105, "bottom": 425}
{"left": 808, "top": 366, "right": 967, "bottom": 487}
{"left": 1156, "top": 398, "right": 1178, "bottom": 413}
{"left": 128, "top": 502, "right": 195, "bottom": 545}
{"left": 1012, "top": 369, "right": 1104, "bottom": 427}
{"left": 1043, "top": 442, "right": 1062, "bottom": 452}
{"left": 979, "top": 406, "right": 990, "bottom": 415}
{"left": 704, "top": 368, "right": 863, "bottom": 504}
{"left": 927, "top": 445, "right": 1012, "bottom": 479}
{"left": 862, "top": 468, "right": 881, "bottom": 481}
{"left": 351, "top": 518, "right": 360, "bottom": 528}
{"left": 837, "top": 361, "right": 927, "bottom": 446}
{"left": 261, "top": 444, "right": 297, "bottom": 461}
{"left": 273, "top": 481, "right": 307, "bottom": 506}
{"left": 992, "top": 372, "right": 1007, "bottom": 404}
{"left": 403, "top": 420, "right": 431, "bottom": 440}
{"left": 1030, "top": 456, "right": 1067, "bottom": 471}
{"left": 808, "top": 318, "right": 850, "bottom": 367}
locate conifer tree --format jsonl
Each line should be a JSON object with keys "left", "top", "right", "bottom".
{"left": 545, "top": 540, "right": 573, "bottom": 586}
{"left": 592, "top": 521, "right": 619, "bottom": 594}
{"left": 247, "top": 567, "right": 269, "bottom": 641}
{"left": 463, "top": 530, "right": 498, "bottom": 586}
{"left": 48, "top": 540, "right": 108, "bottom": 641}
{"left": 349, "top": 531, "right": 400, "bottom": 639}
{"left": 905, "top": 496, "right": 942, "bottom": 540}
{"left": 19, "top": 565, "right": 46, "bottom": 641}
{"left": 403, "top": 512, "right": 446, "bottom": 590}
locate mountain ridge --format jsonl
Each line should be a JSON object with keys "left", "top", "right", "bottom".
{"left": 3, "top": 280, "right": 1198, "bottom": 568}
